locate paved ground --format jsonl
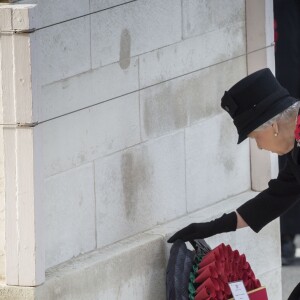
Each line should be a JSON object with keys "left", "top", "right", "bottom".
{"left": 282, "top": 236, "right": 300, "bottom": 300}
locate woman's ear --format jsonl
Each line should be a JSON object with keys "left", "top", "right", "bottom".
{"left": 272, "top": 122, "right": 279, "bottom": 135}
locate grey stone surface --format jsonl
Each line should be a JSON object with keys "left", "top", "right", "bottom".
{"left": 34, "top": 16, "right": 91, "bottom": 86}
{"left": 140, "top": 56, "right": 247, "bottom": 140}
{"left": 94, "top": 132, "right": 186, "bottom": 248}
{"left": 39, "top": 234, "right": 166, "bottom": 300}
{"left": 18, "top": 0, "right": 89, "bottom": 28}
{"left": 42, "top": 92, "right": 140, "bottom": 177}
{"left": 139, "top": 23, "right": 246, "bottom": 88}
{"left": 0, "top": 285, "right": 35, "bottom": 300}
{"left": 185, "top": 113, "right": 251, "bottom": 212}
{"left": 40, "top": 58, "right": 139, "bottom": 121}
{"left": 182, "top": 0, "right": 245, "bottom": 39}
{"left": 44, "top": 164, "right": 96, "bottom": 269}
{"left": 90, "top": 0, "right": 133, "bottom": 12}
{"left": 91, "top": 0, "right": 182, "bottom": 68}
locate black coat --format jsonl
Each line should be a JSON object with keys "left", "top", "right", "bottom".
{"left": 274, "top": 0, "right": 300, "bottom": 234}
{"left": 237, "top": 137, "right": 300, "bottom": 233}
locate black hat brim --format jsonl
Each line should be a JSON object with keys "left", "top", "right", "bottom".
{"left": 237, "top": 96, "right": 299, "bottom": 144}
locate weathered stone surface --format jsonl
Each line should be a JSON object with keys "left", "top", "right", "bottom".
{"left": 34, "top": 16, "right": 90, "bottom": 86}
{"left": 0, "top": 285, "right": 35, "bottom": 300}
{"left": 94, "top": 132, "right": 186, "bottom": 248}
{"left": 18, "top": 0, "right": 89, "bottom": 28}
{"left": 185, "top": 113, "right": 251, "bottom": 212}
{"left": 140, "top": 56, "right": 247, "bottom": 140}
{"left": 91, "top": 0, "right": 182, "bottom": 68}
{"left": 40, "top": 58, "right": 138, "bottom": 121}
{"left": 182, "top": 0, "right": 245, "bottom": 39}
{"left": 44, "top": 164, "right": 96, "bottom": 269}
{"left": 39, "top": 234, "right": 166, "bottom": 300}
{"left": 139, "top": 23, "right": 246, "bottom": 88}
{"left": 246, "top": 0, "right": 274, "bottom": 53}
{"left": 42, "top": 92, "right": 140, "bottom": 177}
{"left": 90, "top": 0, "right": 133, "bottom": 12}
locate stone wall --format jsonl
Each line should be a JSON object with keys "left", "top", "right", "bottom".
{"left": 0, "top": 0, "right": 281, "bottom": 299}
{"left": 29, "top": 0, "right": 250, "bottom": 270}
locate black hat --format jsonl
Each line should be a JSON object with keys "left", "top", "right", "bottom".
{"left": 221, "top": 68, "right": 299, "bottom": 144}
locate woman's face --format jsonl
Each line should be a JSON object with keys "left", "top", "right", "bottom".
{"left": 248, "top": 123, "right": 294, "bottom": 155}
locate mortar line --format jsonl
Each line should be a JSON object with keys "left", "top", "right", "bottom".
{"left": 37, "top": 53, "right": 248, "bottom": 126}
{"left": 31, "top": 0, "right": 137, "bottom": 32}
{"left": 137, "top": 56, "right": 142, "bottom": 142}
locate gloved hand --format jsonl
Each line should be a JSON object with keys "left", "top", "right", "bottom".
{"left": 167, "top": 212, "right": 237, "bottom": 243}
{"left": 288, "top": 282, "right": 300, "bottom": 300}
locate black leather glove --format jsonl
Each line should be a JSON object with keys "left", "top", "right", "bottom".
{"left": 288, "top": 282, "right": 300, "bottom": 300}
{"left": 167, "top": 212, "right": 237, "bottom": 243}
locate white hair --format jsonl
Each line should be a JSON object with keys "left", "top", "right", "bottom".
{"left": 254, "top": 101, "right": 300, "bottom": 131}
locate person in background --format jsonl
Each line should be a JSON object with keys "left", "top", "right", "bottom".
{"left": 168, "top": 68, "right": 300, "bottom": 300}
{"left": 274, "top": 0, "right": 300, "bottom": 265}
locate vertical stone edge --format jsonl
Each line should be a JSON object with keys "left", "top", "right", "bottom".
{"left": 15, "top": 4, "right": 44, "bottom": 286}
{"left": 246, "top": 0, "right": 277, "bottom": 192}
{"left": 0, "top": 5, "right": 19, "bottom": 285}
{"left": 1, "top": 4, "right": 44, "bottom": 286}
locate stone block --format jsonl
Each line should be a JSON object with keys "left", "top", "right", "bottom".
{"left": 19, "top": 0, "right": 90, "bottom": 29}
{"left": 140, "top": 56, "right": 247, "bottom": 140}
{"left": 247, "top": 46, "right": 277, "bottom": 191}
{"left": 90, "top": 0, "right": 133, "bottom": 12}
{"left": 0, "top": 285, "right": 35, "bottom": 300}
{"left": 40, "top": 58, "right": 138, "bottom": 121}
{"left": 38, "top": 234, "right": 166, "bottom": 300}
{"left": 182, "top": 0, "right": 245, "bottom": 39}
{"left": 94, "top": 132, "right": 186, "bottom": 248}
{"left": 34, "top": 16, "right": 90, "bottom": 86}
{"left": 185, "top": 113, "right": 251, "bottom": 212}
{"left": 91, "top": 0, "right": 181, "bottom": 68}
{"left": 42, "top": 92, "right": 140, "bottom": 177}
{"left": 44, "top": 164, "right": 96, "bottom": 269}
{"left": 139, "top": 23, "right": 246, "bottom": 88}
{"left": 246, "top": 0, "right": 274, "bottom": 53}
{"left": 247, "top": 46, "right": 275, "bottom": 75}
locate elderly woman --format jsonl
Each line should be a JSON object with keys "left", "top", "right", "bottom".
{"left": 168, "top": 68, "right": 300, "bottom": 300}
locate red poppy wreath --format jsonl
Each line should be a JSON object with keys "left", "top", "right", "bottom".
{"left": 166, "top": 240, "right": 268, "bottom": 300}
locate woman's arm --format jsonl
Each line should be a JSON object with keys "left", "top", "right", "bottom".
{"left": 236, "top": 211, "right": 249, "bottom": 229}
{"left": 237, "top": 155, "right": 300, "bottom": 233}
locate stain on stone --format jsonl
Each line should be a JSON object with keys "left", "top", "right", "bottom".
{"left": 121, "top": 150, "right": 149, "bottom": 220}
{"left": 79, "top": 194, "right": 83, "bottom": 207}
{"left": 119, "top": 29, "right": 131, "bottom": 70}
{"left": 187, "top": 73, "right": 220, "bottom": 124}
{"left": 142, "top": 83, "right": 188, "bottom": 138}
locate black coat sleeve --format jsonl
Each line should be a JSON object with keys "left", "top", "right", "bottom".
{"left": 236, "top": 155, "right": 300, "bottom": 233}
